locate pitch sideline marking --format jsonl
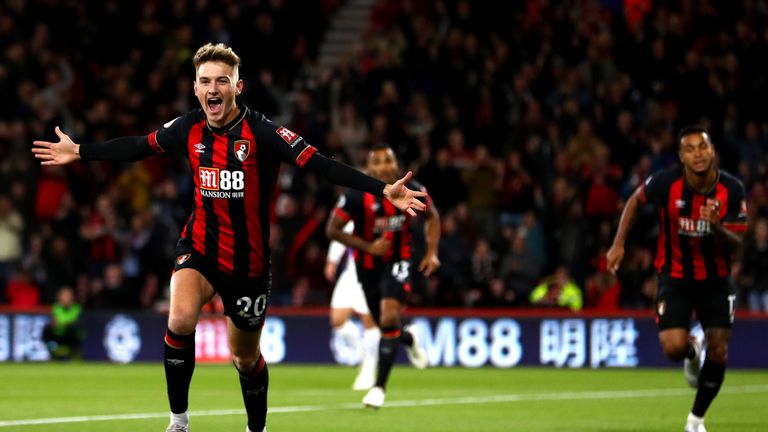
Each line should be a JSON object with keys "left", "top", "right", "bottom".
{"left": 1, "top": 385, "right": 767, "bottom": 428}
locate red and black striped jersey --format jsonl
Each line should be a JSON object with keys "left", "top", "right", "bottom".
{"left": 638, "top": 167, "right": 748, "bottom": 281}
{"left": 333, "top": 180, "right": 430, "bottom": 277}
{"left": 148, "top": 105, "right": 317, "bottom": 277}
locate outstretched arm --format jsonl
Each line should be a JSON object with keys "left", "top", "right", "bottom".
{"left": 33, "top": 126, "right": 158, "bottom": 165}
{"left": 32, "top": 126, "right": 80, "bottom": 166}
{"left": 606, "top": 189, "right": 642, "bottom": 275}
{"left": 305, "top": 154, "right": 426, "bottom": 216}
{"left": 382, "top": 171, "right": 428, "bottom": 216}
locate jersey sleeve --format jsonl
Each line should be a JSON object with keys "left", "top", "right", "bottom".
{"left": 326, "top": 221, "right": 354, "bottom": 264}
{"left": 333, "top": 191, "right": 362, "bottom": 225}
{"left": 722, "top": 180, "right": 748, "bottom": 233}
{"left": 254, "top": 115, "right": 317, "bottom": 168}
{"left": 152, "top": 114, "right": 192, "bottom": 156}
{"left": 79, "top": 136, "right": 158, "bottom": 161}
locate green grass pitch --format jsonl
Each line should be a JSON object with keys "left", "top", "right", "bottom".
{"left": 1, "top": 363, "right": 766, "bottom": 431}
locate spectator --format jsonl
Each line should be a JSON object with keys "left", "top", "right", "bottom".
{"left": 88, "top": 263, "right": 137, "bottom": 309}
{"left": 529, "top": 266, "right": 583, "bottom": 312}
{"left": 42, "top": 286, "right": 84, "bottom": 360}
{"left": 120, "top": 209, "right": 166, "bottom": 308}
{"left": 330, "top": 100, "right": 369, "bottom": 166}
{"left": 585, "top": 260, "right": 622, "bottom": 312}
{"left": 465, "top": 238, "right": 497, "bottom": 307}
{"left": 5, "top": 266, "right": 40, "bottom": 308}
{"left": 0, "top": 194, "right": 23, "bottom": 301}
{"left": 499, "top": 232, "right": 543, "bottom": 304}
{"left": 5, "top": 1, "right": 768, "bottom": 313}
{"left": 738, "top": 218, "right": 768, "bottom": 312}
{"left": 462, "top": 145, "right": 502, "bottom": 239}
{"left": 417, "top": 147, "right": 466, "bottom": 212}
{"left": 617, "top": 247, "right": 656, "bottom": 309}
{"left": 473, "top": 278, "right": 516, "bottom": 308}
{"left": 39, "top": 235, "right": 78, "bottom": 304}
{"left": 434, "top": 211, "right": 469, "bottom": 306}
{"left": 499, "top": 150, "right": 535, "bottom": 219}
{"left": 566, "top": 118, "right": 607, "bottom": 171}
{"left": 80, "top": 194, "right": 121, "bottom": 279}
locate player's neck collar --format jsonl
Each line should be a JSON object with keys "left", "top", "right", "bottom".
{"left": 683, "top": 167, "right": 720, "bottom": 195}
{"left": 206, "top": 104, "right": 248, "bottom": 133}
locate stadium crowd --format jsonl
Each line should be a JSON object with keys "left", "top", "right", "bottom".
{"left": 1, "top": 0, "right": 768, "bottom": 314}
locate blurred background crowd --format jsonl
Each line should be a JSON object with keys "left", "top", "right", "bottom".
{"left": 2, "top": 0, "right": 768, "bottom": 314}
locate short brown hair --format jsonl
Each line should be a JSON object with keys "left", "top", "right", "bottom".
{"left": 193, "top": 43, "right": 241, "bottom": 79}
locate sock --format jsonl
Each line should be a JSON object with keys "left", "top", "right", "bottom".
{"left": 334, "top": 320, "right": 360, "bottom": 343}
{"left": 170, "top": 411, "right": 189, "bottom": 426}
{"left": 375, "top": 326, "right": 401, "bottom": 389}
{"left": 687, "top": 413, "right": 704, "bottom": 425}
{"left": 359, "top": 327, "right": 380, "bottom": 382}
{"left": 164, "top": 329, "right": 196, "bottom": 415}
{"left": 363, "top": 327, "right": 381, "bottom": 364}
{"left": 333, "top": 320, "right": 363, "bottom": 353}
{"left": 691, "top": 359, "right": 726, "bottom": 417}
{"left": 401, "top": 326, "right": 414, "bottom": 347}
{"left": 331, "top": 320, "right": 362, "bottom": 365}
{"left": 685, "top": 340, "right": 697, "bottom": 359}
{"left": 237, "top": 355, "right": 269, "bottom": 432}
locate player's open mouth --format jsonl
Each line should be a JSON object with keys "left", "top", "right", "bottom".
{"left": 208, "top": 97, "right": 223, "bottom": 114}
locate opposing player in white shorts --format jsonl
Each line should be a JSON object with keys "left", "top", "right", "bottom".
{"left": 325, "top": 221, "right": 380, "bottom": 390}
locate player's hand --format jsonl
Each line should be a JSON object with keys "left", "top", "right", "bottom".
{"left": 366, "top": 236, "right": 391, "bottom": 256}
{"left": 32, "top": 126, "right": 80, "bottom": 166}
{"left": 605, "top": 244, "right": 624, "bottom": 275}
{"left": 324, "top": 261, "right": 338, "bottom": 281}
{"left": 418, "top": 253, "right": 440, "bottom": 276}
{"left": 700, "top": 198, "right": 721, "bottom": 226}
{"left": 383, "top": 171, "right": 427, "bottom": 216}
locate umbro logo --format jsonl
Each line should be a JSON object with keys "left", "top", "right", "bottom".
{"left": 166, "top": 359, "right": 185, "bottom": 366}
{"left": 675, "top": 200, "right": 686, "bottom": 209}
{"left": 194, "top": 143, "right": 205, "bottom": 153}
{"left": 370, "top": 202, "right": 380, "bottom": 212}
{"left": 246, "top": 387, "right": 265, "bottom": 396}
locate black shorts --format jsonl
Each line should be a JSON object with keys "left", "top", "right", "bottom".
{"left": 656, "top": 275, "right": 736, "bottom": 331}
{"left": 359, "top": 261, "right": 411, "bottom": 323}
{"left": 174, "top": 250, "right": 271, "bottom": 332}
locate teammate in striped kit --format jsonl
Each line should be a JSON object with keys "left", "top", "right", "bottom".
{"left": 326, "top": 143, "right": 441, "bottom": 408}
{"left": 607, "top": 125, "right": 748, "bottom": 432}
{"left": 32, "top": 43, "right": 428, "bottom": 432}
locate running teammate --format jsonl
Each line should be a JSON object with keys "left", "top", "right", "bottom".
{"left": 326, "top": 143, "right": 441, "bottom": 408}
{"left": 607, "top": 125, "right": 748, "bottom": 432}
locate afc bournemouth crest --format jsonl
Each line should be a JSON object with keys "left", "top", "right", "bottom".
{"left": 235, "top": 140, "right": 250, "bottom": 162}
{"left": 657, "top": 300, "right": 666, "bottom": 316}
{"left": 177, "top": 254, "right": 191, "bottom": 265}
